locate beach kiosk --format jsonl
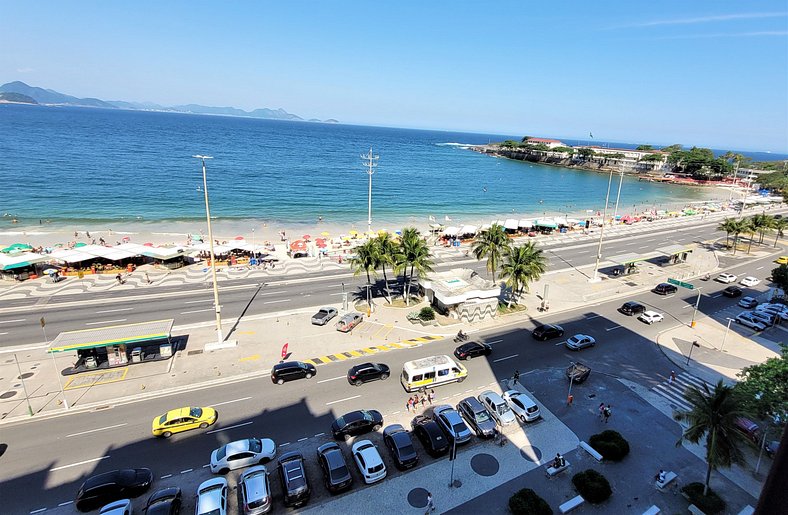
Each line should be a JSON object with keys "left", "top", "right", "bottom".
{"left": 607, "top": 252, "right": 660, "bottom": 276}
{"left": 422, "top": 268, "right": 500, "bottom": 322}
{"left": 48, "top": 319, "right": 175, "bottom": 375}
{"left": 656, "top": 243, "right": 694, "bottom": 265}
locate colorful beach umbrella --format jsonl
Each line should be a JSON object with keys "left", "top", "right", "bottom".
{"left": 302, "top": 234, "right": 311, "bottom": 241}
{"left": 74, "top": 242, "right": 87, "bottom": 248}
{"left": 349, "top": 230, "right": 359, "bottom": 236}
{"left": 235, "top": 236, "right": 245, "bottom": 240}
{"left": 320, "top": 231, "right": 330, "bottom": 237}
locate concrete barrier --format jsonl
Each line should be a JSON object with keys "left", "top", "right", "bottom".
{"left": 642, "top": 505, "right": 660, "bottom": 515}
{"left": 579, "top": 441, "right": 603, "bottom": 461}
{"left": 655, "top": 471, "right": 677, "bottom": 490}
{"left": 559, "top": 495, "right": 585, "bottom": 514}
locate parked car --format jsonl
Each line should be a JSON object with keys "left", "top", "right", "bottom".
{"left": 653, "top": 283, "right": 678, "bottom": 295}
{"left": 331, "top": 409, "right": 383, "bottom": 440}
{"left": 316, "top": 442, "right": 353, "bottom": 494}
{"left": 143, "top": 487, "right": 181, "bottom": 515}
{"left": 351, "top": 440, "right": 387, "bottom": 484}
{"left": 433, "top": 405, "right": 473, "bottom": 444}
{"left": 453, "top": 341, "right": 492, "bottom": 360}
{"left": 383, "top": 424, "right": 419, "bottom": 469}
{"left": 151, "top": 406, "right": 218, "bottom": 438}
{"left": 195, "top": 478, "right": 228, "bottom": 515}
{"left": 271, "top": 361, "right": 316, "bottom": 384}
{"left": 502, "top": 390, "right": 541, "bottom": 423}
{"left": 336, "top": 312, "right": 364, "bottom": 332}
{"left": 411, "top": 415, "right": 450, "bottom": 457}
{"left": 565, "top": 334, "right": 596, "bottom": 350}
{"left": 750, "top": 310, "right": 776, "bottom": 326}
{"left": 210, "top": 438, "right": 277, "bottom": 474}
{"left": 733, "top": 417, "right": 761, "bottom": 444}
{"left": 735, "top": 312, "right": 767, "bottom": 331}
{"left": 347, "top": 362, "right": 390, "bottom": 386}
{"left": 638, "top": 310, "right": 664, "bottom": 324}
{"left": 478, "top": 391, "right": 517, "bottom": 426}
{"left": 238, "top": 466, "right": 272, "bottom": 515}
{"left": 278, "top": 452, "right": 311, "bottom": 507}
{"left": 565, "top": 362, "right": 591, "bottom": 384}
{"left": 740, "top": 276, "right": 761, "bottom": 287}
{"left": 100, "top": 500, "right": 132, "bottom": 515}
{"left": 619, "top": 301, "right": 646, "bottom": 316}
{"left": 456, "top": 397, "right": 496, "bottom": 438}
{"left": 717, "top": 273, "right": 738, "bottom": 284}
{"left": 756, "top": 303, "right": 788, "bottom": 320}
{"left": 311, "top": 307, "right": 338, "bottom": 326}
{"left": 738, "top": 296, "right": 759, "bottom": 309}
{"left": 531, "top": 324, "right": 564, "bottom": 341}
{"left": 723, "top": 285, "right": 743, "bottom": 298}
{"left": 766, "top": 440, "right": 780, "bottom": 458}
{"left": 75, "top": 468, "right": 154, "bottom": 512}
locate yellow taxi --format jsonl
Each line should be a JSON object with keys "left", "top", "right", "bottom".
{"left": 152, "top": 406, "right": 218, "bottom": 438}
{"left": 775, "top": 256, "right": 788, "bottom": 265}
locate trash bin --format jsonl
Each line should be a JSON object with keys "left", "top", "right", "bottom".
{"left": 84, "top": 356, "right": 97, "bottom": 369}
{"left": 131, "top": 347, "right": 142, "bottom": 363}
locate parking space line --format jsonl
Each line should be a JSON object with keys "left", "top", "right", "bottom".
{"left": 57, "top": 501, "right": 73, "bottom": 507}
{"left": 585, "top": 314, "right": 602, "bottom": 319}
{"left": 605, "top": 326, "right": 623, "bottom": 331}
{"left": 161, "top": 474, "right": 172, "bottom": 479}
{"left": 180, "top": 469, "right": 193, "bottom": 474}
{"left": 326, "top": 395, "right": 361, "bottom": 406}
{"left": 710, "top": 294, "right": 722, "bottom": 298}
{"left": 487, "top": 339, "right": 503, "bottom": 344}
{"left": 317, "top": 376, "right": 346, "bottom": 384}
{"left": 30, "top": 509, "right": 46, "bottom": 514}
{"left": 298, "top": 437, "right": 308, "bottom": 442}
{"left": 206, "top": 421, "right": 253, "bottom": 434}
{"left": 492, "top": 354, "right": 518, "bottom": 362}
{"left": 279, "top": 442, "right": 291, "bottom": 447}
{"left": 314, "top": 432, "right": 325, "bottom": 437}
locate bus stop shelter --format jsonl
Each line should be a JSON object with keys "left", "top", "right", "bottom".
{"left": 607, "top": 252, "right": 659, "bottom": 275}
{"left": 656, "top": 244, "right": 694, "bottom": 265}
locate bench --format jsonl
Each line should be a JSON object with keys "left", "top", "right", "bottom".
{"left": 579, "top": 441, "right": 603, "bottom": 461}
{"left": 655, "top": 471, "right": 677, "bottom": 490}
{"left": 642, "top": 506, "right": 660, "bottom": 515}
{"left": 688, "top": 504, "right": 704, "bottom": 515}
{"left": 546, "top": 460, "right": 570, "bottom": 477}
{"left": 559, "top": 495, "right": 585, "bottom": 514}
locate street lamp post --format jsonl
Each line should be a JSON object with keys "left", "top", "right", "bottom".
{"left": 251, "top": 227, "right": 256, "bottom": 260}
{"left": 690, "top": 288, "right": 702, "bottom": 328}
{"left": 361, "top": 148, "right": 378, "bottom": 236}
{"left": 686, "top": 340, "right": 701, "bottom": 366}
{"left": 590, "top": 169, "right": 614, "bottom": 282}
{"left": 612, "top": 169, "right": 624, "bottom": 224}
{"left": 720, "top": 318, "right": 733, "bottom": 352}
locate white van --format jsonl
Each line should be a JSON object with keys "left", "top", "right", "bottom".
{"left": 400, "top": 355, "right": 467, "bottom": 393}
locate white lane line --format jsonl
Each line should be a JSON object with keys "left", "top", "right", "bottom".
{"left": 181, "top": 469, "right": 193, "bottom": 474}
{"left": 756, "top": 266, "right": 764, "bottom": 270}
{"left": 95, "top": 307, "right": 134, "bottom": 314}
{"left": 487, "top": 339, "right": 503, "bottom": 344}
{"left": 391, "top": 411, "right": 401, "bottom": 415}
{"left": 279, "top": 442, "right": 291, "bottom": 447}
{"left": 441, "top": 396, "right": 451, "bottom": 400}
{"left": 326, "top": 395, "right": 361, "bottom": 406}
{"left": 67, "top": 423, "right": 127, "bottom": 438}
{"left": 264, "top": 299, "right": 291, "bottom": 304}
{"left": 465, "top": 389, "right": 474, "bottom": 393}
{"left": 328, "top": 292, "right": 345, "bottom": 296}
{"left": 298, "top": 437, "right": 308, "bottom": 442}
{"left": 710, "top": 294, "right": 722, "bottom": 298}
{"left": 203, "top": 464, "right": 210, "bottom": 468}
{"left": 638, "top": 245, "right": 650, "bottom": 249}
{"left": 51, "top": 456, "right": 110, "bottom": 471}
{"left": 0, "top": 332, "right": 8, "bottom": 335}
{"left": 211, "top": 396, "right": 253, "bottom": 408}
{"left": 206, "top": 421, "right": 253, "bottom": 434}
{"left": 317, "top": 376, "right": 346, "bottom": 384}
{"left": 258, "top": 290, "right": 284, "bottom": 296}
{"left": 682, "top": 304, "right": 694, "bottom": 309}
{"left": 606, "top": 326, "right": 623, "bottom": 331}
{"left": 161, "top": 474, "right": 172, "bottom": 479}
{"left": 555, "top": 341, "right": 566, "bottom": 346}
{"left": 0, "top": 319, "right": 26, "bottom": 324}
{"left": 184, "top": 299, "right": 213, "bottom": 304}
{"left": 585, "top": 314, "right": 602, "bottom": 319}
{"left": 30, "top": 509, "right": 46, "bottom": 514}
{"left": 492, "top": 354, "right": 518, "bottom": 363}
{"left": 58, "top": 501, "right": 73, "bottom": 507}
{"left": 85, "top": 319, "right": 127, "bottom": 326}
{"left": 314, "top": 432, "right": 325, "bottom": 437}
{"left": 180, "top": 308, "right": 214, "bottom": 314}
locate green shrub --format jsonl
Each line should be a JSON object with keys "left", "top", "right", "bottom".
{"left": 418, "top": 306, "right": 435, "bottom": 321}
{"left": 571, "top": 469, "right": 612, "bottom": 504}
{"left": 681, "top": 482, "right": 726, "bottom": 514}
{"left": 589, "top": 430, "right": 630, "bottom": 461}
{"left": 508, "top": 488, "right": 553, "bottom": 515}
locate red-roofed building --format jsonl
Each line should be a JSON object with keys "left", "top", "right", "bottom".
{"left": 524, "top": 137, "right": 565, "bottom": 149}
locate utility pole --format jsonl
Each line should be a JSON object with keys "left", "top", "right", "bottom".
{"left": 590, "top": 169, "right": 614, "bottom": 282}
{"left": 690, "top": 288, "right": 702, "bottom": 328}
{"left": 612, "top": 169, "right": 624, "bottom": 223}
{"left": 361, "top": 148, "right": 378, "bottom": 236}
{"left": 14, "top": 354, "right": 33, "bottom": 416}
{"left": 41, "top": 317, "right": 68, "bottom": 409}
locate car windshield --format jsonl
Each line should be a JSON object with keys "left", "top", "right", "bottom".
{"left": 190, "top": 407, "right": 203, "bottom": 418}
{"left": 369, "top": 464, "right": 384, "bottom": 473}
{"left": 498, "top": 404, "right": 511, "bottom": 414}
{"left": 215, "top": 445, "right": 227, "bottom": 461}
{"left": 248, "top": 439, "right": 261, "bottom": 452}
{"left": 452, "top": 423, "right": 465, "bottom": 433}
{"left": 158, "top": 414, "right": 167, "bottom": 425}
{"left": 400, "top": 444, "right": 415, "bottom": 455}
{"left": 475, "top": 410, "right": 491, "bottom": 422}
{"left": 331, "top": 465, "right": 349, "bottom": 478}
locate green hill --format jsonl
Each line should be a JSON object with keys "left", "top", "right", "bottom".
{"left": 0, "top": 91, "right": 38, "bottom": 104}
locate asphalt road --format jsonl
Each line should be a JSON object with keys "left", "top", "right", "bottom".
{"left": 0, "top": 218, "right": 734, "bottom": 347}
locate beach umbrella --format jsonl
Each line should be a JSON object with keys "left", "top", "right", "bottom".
{"left": 235, "top": 236, "right": 245, "bottom": 240}
{"left": 121, "top": 236, "right": 131, "bottom": 242}
{"left": 2, "top": 243, "right": 33, "bottom": 253}
{"left": 44, "top": 268, "right": 58, "bottom": 275}
{"left": 320, "top": 231, "right": 330, "bottom": 237}
{"left": 349, "top": 230, "right": 359, "bottom": 236}
{"left": 74, "top": 242, "right": 87, "bottom": 248}
{"left": 302, "top": 234, "right": 311, "bottom": 241}
{"left": 143, "top": 242, "right": 154, "bottom": 247}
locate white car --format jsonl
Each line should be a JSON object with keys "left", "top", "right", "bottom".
{"left": 638, "top": 310, "right": 664, "bottom": 324}
{"left": 502, "top": 390, "right": 541, "bottom": 423}
{"left": 740, "top": 276, "right": 760, "bottom": 287}
{"left": 756, "top": 303, "right": 788, "bottom": 320}
{"left": 735, "top": 312, "right": 767, "bottom": 331}
{"left": 210, "top": 438, "right": 277, "bottom": 474}
{"left": 716, "top": 273, "right": 737, "bottom": 284}
{"left": 99, "top": 500, "right": 131, "bottom": 515}
{"left": 351, "top": 440, "right": 387, "bottom": 484}
{"left": 196, "top": 477, "right": 228, "bottom": 515}
{"left": 738, "top": 296, "right": 758, "bottom": 309}
{"left": 750, "top": 310, "right": 776, "bottom": 326}
{"left": 478, "top": 390, "right": 517, "bottom": 426}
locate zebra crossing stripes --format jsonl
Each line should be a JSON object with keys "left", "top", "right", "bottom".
{"left": 651, "top": 372, "right": 709, "bottom": 412}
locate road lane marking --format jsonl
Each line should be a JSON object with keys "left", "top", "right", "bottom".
{"left": 326, "top": 395, "right": 362, "bottom": 406}
{"left": 66, "top": 423, "right": 127, "bottom": 438}
{"left": 710, "top": 294, "right": 722, "bottom": 298}
{"left": 206, "top": 421, "right": 253, "bottom": 434}
{"left": 555, "top": 341, "right": 566, "bottom": 346}
{"left": 317, "top": 376, "right": 346, "bottom": 384}
{"left": 638, "top": 245, "right": 650, "bottom": 249}
{"left": 314, "top": 432, "right": 325, "bottom": 437}
{"left": 492, "top": 354, "right": 518, "bottom": 362}
{"left": 264, "top": 299, "right": 291, "bottom": 304}
{"left": 30, "top": 509, "right": 46, "bottom": 514}
{"left": 85, "top": 319, "right": 127, "bottom": 326}
{"left": 95, "top": 308, "right": 134, "bottom": 314}
{"left": 0, "top": 319, "right": 26, "bottom": 324}
{"left": 756, "top": 266, "right": 764, "bottom": 270}
{"left": 279, "top": 442, "right": 291, "bottom": 447}
{"left": 203, "top": 464, "right": 210, "bottom": 468}
{"left": 51, "top": 456, "right": 110, "bottom": 471}
{"left": 298, "top": 437, "right": 308, "bottom": 442}
{"left": 180, "top": 308, "right": 214, "bottom": 314}
{"left": 181, "top": 469, "right": 193, "bottom": 474}
{"left": 487, "top": 339, "right": 503, "bottom": 344}
{"left": 161, "top": 474, "right": 172, "bottom": 479}
{"left": 585, "top": 314, "right": 602, "bottom": 319}
{"left": 211, "top": 396, "right": 253, "bottom": 407}
{"left": 258, "top": 290, "right": 284, "bottom": 296}
{"left": 58, "top": 501, "right": 73, "bottom": 507}
{"left": 606, "top": 326, "right": 623, "bottom": 331}
{"left": 184, "top": 299, "right": 213, "bottom": 304}
{"left": 0, "top": 332, "right": 8, "bottom": 335}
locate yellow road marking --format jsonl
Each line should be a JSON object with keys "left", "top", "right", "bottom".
{"left": 363, "top": 347, "right": 379, "bottom": 354}
{"left": 333, "top": 353, "right": 348, "bottom": 361}
{"left": 347, "top": 350, "right": 364, "bottom": 357}
{"left": 239, "top": 354, "right": 261, "bottom": 362}
{"left": 386, "top": 342, "right": 404, "bottom": 349}
{"left": 318, "top": 356, "right": 333, "bottom": 363}
{"left": 302, "top": 359, "right": 317, "bottom": 366}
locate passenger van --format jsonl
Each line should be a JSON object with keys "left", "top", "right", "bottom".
{"left": 400, "top": 355, "right": 467, "bottom": 393}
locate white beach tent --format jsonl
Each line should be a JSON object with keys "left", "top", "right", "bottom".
{"left": 442, "top": 226, "right": 460, "bottom": 237}
{"left": 518, "top": 219, "right": 534, "bottom": 229}
{"left": 504, "top": 219, "right": 519, "bottom": 230}
{"left": 458, "top": 225, "right": 478, "bottom": 237}
{"left": 0, "top": 252, "right": 48, "bottom": 271}
{"left": 188, "top": 242, "right": 234, "bottom": 255}
{"left": 49, "top": 249, "right": 97, "bottom": 263}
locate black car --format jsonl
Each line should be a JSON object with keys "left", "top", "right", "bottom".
{"left": 144, "top": 487, "right": 181, "bottom": 515}
{"left": 382, "top": 424, "right": 419, "bottom": 470}
{"left": 347, "top": 362, "right": 390, "bottom": 386}
{"left": 453, "top": 341, "right": 492, "bottom": 360}
{"left": 619, "top": 301, "right": 646, "bottom": 316}
{"left": 531, "top": 324, "right": 564, "bottom": 341}
{"left": 316, "top": 442, "right": 353, "bottom": 493}
{"left": 331, "top": 409, "right": 383, "bottom": 440}
{"left": 456, "top": 397, "right": 496, "bottom": 438}
{"left": 723, "top": 286, "right": 743, "bottom": 298}
{"left": 278, "top": 452, "right": 311, "bottom": 507}
{"left": 411, "top": 415, "right": 450, "bottom": 457}
{"left": 75, "top": 468, "right": 154, "bottom": 512}
{"left": 271, "top": 361, "right": 316, "bottom": 385}
{"left": 653, "top": 283, "right": 678, "bottom": 295}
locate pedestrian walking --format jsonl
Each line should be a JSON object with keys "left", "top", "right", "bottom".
{"left": 428, "top": 389, "right": 435, "bottom": 405}
{"left": 115, "top": 273, "right": 123, "bottom": 285}
{"left": 426, "top": 491, "right": 435, "bottom": 513}
{"left": 669, "top": 370, "right": 676, "bottom": 384}
{"left": 406, "top": 398, "right": 412, "bottom": 412}
{"left": 420, "top": 395, "right": 427, "bottom": 407}
{"left": 567, "top": 394, "right": 574, "bottom": 406}
{"left": 513, "top": 369, "right": 520, "bottom": 384}
{"left": 603, "top": 404, "right": 611, "bottom": 423}
{"left": 598, "top": 402, "right": 605, "bottom": 420}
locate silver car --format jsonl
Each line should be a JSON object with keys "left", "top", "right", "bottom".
{"left": 239, "top": 465, "right": 272, "bottom": 514}
{"left": 210, "top": 438, "right": 277, "bottom": 474}
{"left": 433, "top": 405, "right": 472, "bottom": 444}
{"left": 502, "top": 390, "right": 541, "bottom": 423}
{"left": 456, "top": 397, "right": 496, "bottom": 438}
{"left": 478, "top": 391, "right": 517, "bottom": 426}
{"left": 735, "top": 312, "right": 767, "bottom": 331}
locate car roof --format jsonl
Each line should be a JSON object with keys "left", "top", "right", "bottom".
{"left": 623, "top": 301, "right": 643, "bottom": 307}
{"left": 642, "top": 310, "right": 660, "bottom": 316}
{"left": 241, "top": 466, "right": 268, "bottom": 499}
{"left": 273, "top": 361, "right": 305, "bottom": 370}
{"left": 480, "top": 390, "right": 505, "bottom": 403}
{"left": 82, "top": 469, "right": 135, "bottom": 489}
{"left": 223, "top": 439, "right": 254, "bottom": 454}
{"left": 460, "top": 396, "right": 485, "bottom": 411}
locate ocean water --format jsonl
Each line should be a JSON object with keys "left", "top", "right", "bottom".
{"left": 0, "top": 104, "right": 757, "bottom": 231}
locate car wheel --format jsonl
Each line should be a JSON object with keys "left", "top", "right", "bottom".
{"left": 373, "top": 424, "right": 382, "bottom": 431}
{"left": 306, "top": 373, "right": 313, "bottom": 379}
{"left": 344, "top": 433, "right": 351, "bottom": 441}
{"left": 354, "top": 379, "right": 363, "bottom": 386}
{"left": 380, "top": 373, "right": 389, "bottom": 380}
{"left": 219, "top": 467, "right": 229, "bottom": 475}
{"left": 199, "top": 422, "right": 209, "bottom": 429}
{"left": 277, "top": 378, "right": 284, "bottom": 385}
{"left": 457, "top": 376, "right": 466, "bottom": 383}
{"left": 162, "top": 431, "right": 172, "bottom": 438}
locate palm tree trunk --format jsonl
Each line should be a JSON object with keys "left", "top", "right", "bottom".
{"left": 725, "top": 231, "right": 730, "bottom": 248}
{"left": 775, "top": 231, "right": 782, "bottom": 248}
{"left": 381, "top": 265, "right": 392, "bottom": 304}
{"left": 747, "top": 233, "right": 754, "bottom": 254}
{"left": 704, "top": 429, "right": 716, "bottom": 496}
{"left": 732, "top": 234, "right": 738, "bottom": 255}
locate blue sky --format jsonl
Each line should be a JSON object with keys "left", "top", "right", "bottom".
{"left": 1, "top": 1, "right": 786, "bottom": 152}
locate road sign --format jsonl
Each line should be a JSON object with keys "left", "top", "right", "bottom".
{"left": 667, "top": 278, "right": 694, "bottom": 290}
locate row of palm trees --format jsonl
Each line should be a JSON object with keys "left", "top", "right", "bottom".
{"left": 718, "top": 214, "right": 788, "bottom": 254}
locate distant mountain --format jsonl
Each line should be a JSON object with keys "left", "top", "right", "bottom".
{"left": 0, "top": 91, "right": 37, "bottom": 104}
{"left": 0, "top": 81, "right": 335, "bottom": 122}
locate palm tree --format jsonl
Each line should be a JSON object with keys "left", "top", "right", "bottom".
{"left": 674, "top": 380, "right": 751, "bottom": 496}
{"left": 349, "top": 239, "right": 378, "bottom": 305}
{"left": 729, "top": 218, "right": 749, "bottom": 256}
{"left": 773, "top": 218, "right": 788, "bottom": 247}
{"left": 374, "top": 232, "right": 400, "bottom": 304}
{"left": 749, "top": 213, "right": 773, "bottom": 245}
{"left": 717, "top": 218, "right": 738, "bottom": 249}
{"left": 500, "top": 242, "right": 548, "bottom": 307}
{"left": 398, "top": 227, "right": 434, "bottom": 306}
{"left": 741, "top": 217, "right": 757, "bottom": 254}
{"left": 472, "top": 224, "right": 511, "bottom": 283}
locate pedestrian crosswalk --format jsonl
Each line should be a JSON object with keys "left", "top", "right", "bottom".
{"left": 651, "top": 371, "right": 709, "bottom": 412}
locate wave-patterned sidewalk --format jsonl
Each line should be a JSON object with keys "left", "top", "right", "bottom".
{"left": 651, "top": 372, "right": 709, "bottom": 412}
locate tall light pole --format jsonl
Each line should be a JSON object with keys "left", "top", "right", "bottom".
{"left": 590, "top": 169, "right": 614, "bottom": 282}
{"left": 361, "top": 148, "right": 378, "bottom": 236}
{"left": 720, "top": 318, "right": 733, "bottom": 352}
{"left": 194, "top": 155, "right": 225, "bottom": 346}
{"left": 251, "top": 227, "right": 256, "bottom": 260}
{"left": 612, "top": 169, "right": 624, "bottom": 224}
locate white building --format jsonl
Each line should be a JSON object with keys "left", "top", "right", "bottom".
{"left": 422, "top": 268, "right": 501, "bottom": 322}
{"left": 524, "top": 137, "right": 566, "bottom": 149}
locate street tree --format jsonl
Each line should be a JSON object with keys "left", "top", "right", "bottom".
{"left": 374, "top": 232, "right": 400, "bottom": 304}
{"left": 717, "top": 218, "right": 738, "bottom": 248}
{"left": 735, "top": 346, "right": 788, "bottom": 422}
{"left": 771, "top": 264, "right": 788, "bottom": 292}
{"left": 398, "top": 227, "right": 434, "bottom": 306}
{"left": 772, "top": 218, "right": 788, "bottom": 247}
{"left": 500, "top": 242, "right": 547, "bottom": 307}
{"left": 472, "top": 224, "right": 511, "bottom": 283}
{"left": 350, "top": 239, "right": 379, "bottom": 305}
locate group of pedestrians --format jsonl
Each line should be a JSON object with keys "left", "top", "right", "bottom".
{"left": 598, "top": 402, "right": 613, "bottom": 423}
{"left": 406, "top": 390, "right": 435, "bottom": 412}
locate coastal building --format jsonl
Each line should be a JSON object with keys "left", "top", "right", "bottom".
{"left": 421, "top": 268, "right": 501, "bottom": 322}
{"left": 524, "top": 137, "right": 565, "bottom": 149}
{"left": 571, "top": 145, "right": 668, "bottom": 171}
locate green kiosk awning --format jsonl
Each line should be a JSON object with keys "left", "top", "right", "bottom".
{"left": 607, "top": 252, "right": 660, "bottom": 266}
{"left": 656, "top": 244, "right": 694, "bottom": 256}
{"left": 48, "top": 319, "right": 174, "bottom": 353}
